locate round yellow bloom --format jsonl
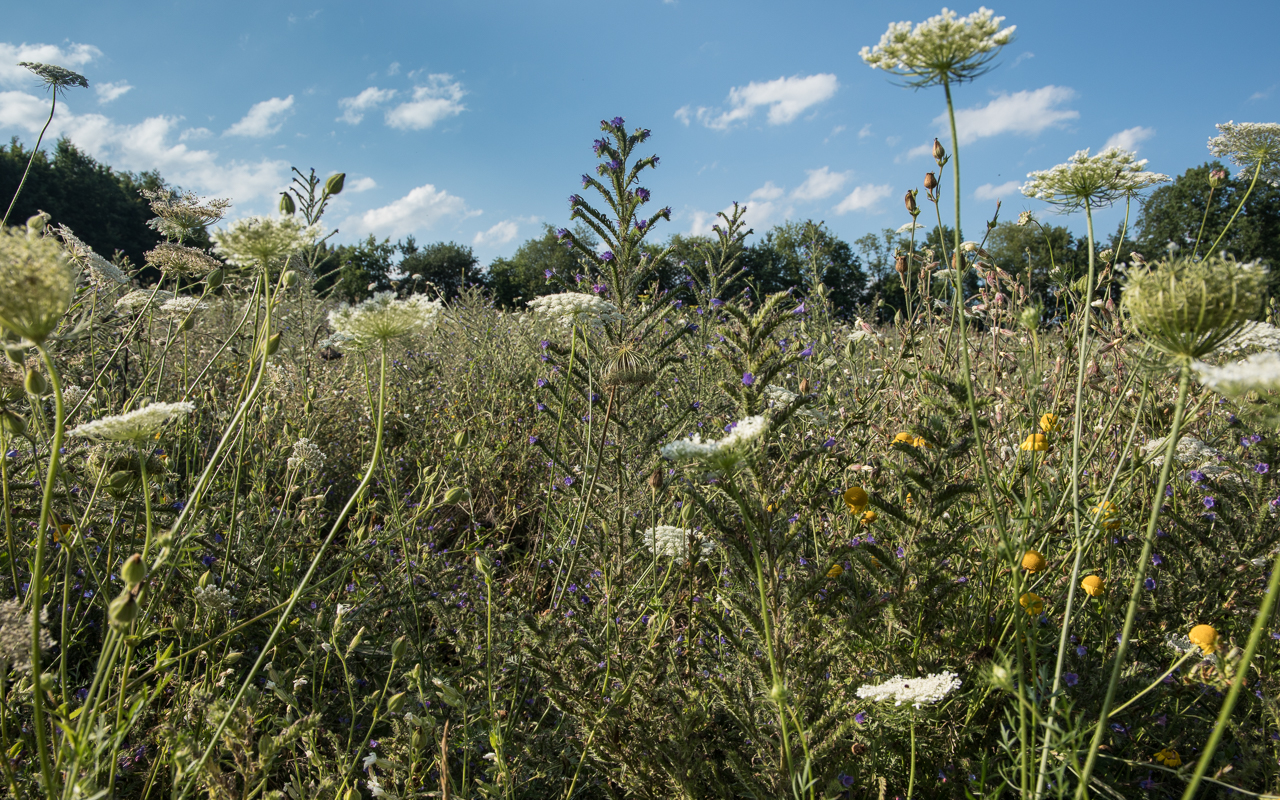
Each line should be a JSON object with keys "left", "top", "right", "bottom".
{"left": 1021, "top": 550, "right": 1046, "bottom": 573}
{"left": 826, "top": 564, "right": 844, "bottom": 579}
{"left": 1039, "top": 413, "right": 1060, "bottom": 432}
{"left": 1020, "top": 433, "right": 1049, "bottom": 451}
{"left": 1019, "top": 592, "right": 1044, "bottom": 616}
{"left": 1080, "top": 575, "right": 1104, "bottom": 597}
{"left": 843, "top": 487, "right": 869, "bottom": 513}
{"left": 1189, "top": 624, "right": 1218, "bottom": 654}
{"left": 1090, "top": 501, "right": 1120, "bottom": 530}
{"left": 892, "top": 432, "right": 916, "bottom": 446}
{"left": 1154, "top": 748, "right": 1181, "bottom": 767}
{"left": 861, "top": 509, "right": 878, "bottom": 526}
{"left": 912, "top": 436, "right": 933, "bottom": 449}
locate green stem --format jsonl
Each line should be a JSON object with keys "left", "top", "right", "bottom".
{"left": 1203, "top": 160, "right": 1262, "bottom": 261}
{"left": 1190, "top": 185, "right": 1216, "bottom": 261}
{"left": 907, "top": 719, "right": 916, "bottom": 800}
{"left": 2, "top": 93, "right": 56, "bottom": 228}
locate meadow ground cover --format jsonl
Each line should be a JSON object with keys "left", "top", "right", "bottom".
{"left": 2, "top": 9, "right": 1280, "bottom": 800}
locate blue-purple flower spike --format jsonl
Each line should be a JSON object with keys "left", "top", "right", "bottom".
{"left": 636, "top": 188, "right": 650, "bottom": 202}
{"left": 601, "top": 251, "right": 614, "bottom": 262}
{"left": 556, "top": 228, "right": 569, "bottom": 239}
{"left": 610, "top": 116, "right": 625, "bottom": 128}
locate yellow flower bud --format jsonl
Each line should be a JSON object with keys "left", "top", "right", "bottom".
{"left": 1021, "top": 550, "right": 1046, "bottom": 573}
{"left": 1080, "top": 575, "right": 1104, "bottom": 597}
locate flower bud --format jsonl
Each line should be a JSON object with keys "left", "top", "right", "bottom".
{"left": 1209, "top": 169, "right": 1227, "bottom": 189}
{"left": 4, "top": 346, "right": 25, "bottom": 366}
{"left": 903, "top": 190, "right": 918, "bottom": 215}
{"left": 26, "top": 211, "right": 51, "bottom": 236}
{"left": 226, "top": 650, "right": 243, "bottom": 663}
{"left": 24, "top": 368, "right": 46, "bottom": 396}
{"left": 121, "top": 553, "right": 146, "bottom": 587}
{"left": 932, "top": 138, "right": 947, "bottom": 163}
{"left": 443, "top": 487, "right": 470, "bottom": 505}
{"left": 894, "top": 253, "right": 908, "bottom": 275}
{"left": 411, "top": 729, "right": 427, "bottom": 750}
{"left": 346, "top": 626, "right": 365, "bottom": 656}
{"left": 324, "top": 173, "right": 346, "bottom": 196}
{"left": 181, "top": 314, "right": 196, "bottom": 332}
{"left": 393, "top": 635, "right": 409, "bottom": 660}
{"left": 799, "top": 378, "right": 812, "bottom": 394}
{"left": 453, "top": 430, "right": 470, "bottom": 448}
{"left": 109, "top": 589, "right": 139, "bottom": 628}
{"left": 648, "top": 466, "right": 664, "bottom": 492}
{"left": 198, "top": 570, "right": 212, "bottom": 589}
{"left": 1, "top": 410, "right": 26, "bottom": 436}
{"left": 39, "top": 672, "right": 56, "bottom": 692}
{"left": 386, "top": 691, "right": 407, "bottom": 713}
{"left": 923, "top": 172, "right": 938, "bottom": 191}
{"left": 108, "top": 470, "right": 134, "bottom": 489}
{"left": 266, "top": 332, "right": 282, "bottom": 356}
{"left": 282, "top": 270, "right": 299, "bottom": 288}
{"left": 279, "top": 193, "right": 296, "bottom": 216}
{"left": 206, "top": 269, "right": 224, "bottom": 290}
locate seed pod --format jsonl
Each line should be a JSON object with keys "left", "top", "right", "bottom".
{"left": 279, "top": 193, "right": 296, "bottom": 216}
{"left": 108, "top": 470, "right": 134, "bottom": 490}
{"left": 198, "top": 570, "right": 212, "bottom": 589}
{"left": 1, "top": 410, "right": 27, "bottom": 436}
{"left": 933, "top": 138, "right": 947, "bottom": 162}
{"left": 443, "top": 487, "right": 470, "bottom": 505}
{"left": 266, "top": 332, "right": 282, "bottom": 356}
{"left": 181, "top": 314, "right": 196, "bottom": 332}
{"left": 387, "top": 691, "right": 407, "bottom": 713}
{"left": 923, "top": 172, "right": 938, "bottom": 191}
{"left": 346, "top": 626, "right": 365, "bottom": 656}
{"left": 121, "top": 554, "right": 146, "bottom": 587}
{"left": 798, "top": 378, "right": 812, "bottom": 395}
{"left": 226, "top": 650, "right": 243, "bottom": 663}
{"left": 24, "top": 368, "right": 47, "bottom": 396}
{"left": 392, "top": 635, "right": 408, "bottom": 660}
{"left": 648, "top": 466, "right": 664, "bottom": 492}
{"left": 324, "top": 173, "right": 346, "bottom": 196}
{"left": 903, "top": 190, "right": 918, "bottom": 215}
{"left": 411, "top": 729, "right": 427, "bottom": 750}
{"left": 39, "top": 672, "right": 56, "bottom": 692}
{"left": 453, "top": 430, "right": 470, "bottom": 448}
{"left": 109, "top": 590, "right": 139, "bottom": 628}
{"left": 206, "top": 269, "right": 224, "bottom": 290}
{"left": 26, "top": 211, "right": 51, "bottom": 235}
{"left": 282, "top": 270, "right": 299, "bottom": 288}
{"left": 4, "top": 346, "right": 25, "bottom": 366}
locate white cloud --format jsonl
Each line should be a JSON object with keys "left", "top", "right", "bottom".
{"left": 674, "top": 105, "right": 692, "bottom": 126}
{"left": 348, "top": 176, "right": 378, "bottom": 193}
{"left": 0, "top": 89, "right": 288, "bottom": 203}
{"left": 791, "top": 167, "right": 848, "bottom": 201}
{"left": 337, "top": 86, "right": 396, "bottom": 124}
{"left": 387, "top": 62, "right": 400, "bottom": 76}
{"left": 386, "top": 74, "right": 466, "bottom": 130}
{"left": 0, "top": 42, "right": 100, "bottom": 88}
{"left": 833, "top": 183, "right": 892, "bottom": 214}
{"left": 973, "top": 180, "right": 1021, "bottom": 201}
{"left": 1103, "top": 126, "right": 1155, "bottom": 154}
{"left": 907, "top": 85, "right": 1078, "bottom": 158}
{"left": 224, "top": 95, "right": 295, "bottom": 137}
{"left": 94, "top": 81, "right": 132, "bottom": 104}
{"left": 473, "top": 219, "right": 519, "bottom": 247}
{"left": 346, "top": 183, "right": 475, "bottom": 238}
{"left": 687, "top": 73, "right": 839, "bottom": 130}
{"left": 179, "top": 126, "right": 212, "bottom": 141}
{"left": 858, "top": 123, "right": 873, "bottom": 139}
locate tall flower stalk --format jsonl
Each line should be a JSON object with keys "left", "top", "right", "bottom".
{"left": 2, "top": 64, "right": 88, "bottom": 229}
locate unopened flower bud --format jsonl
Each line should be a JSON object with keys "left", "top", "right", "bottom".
{"left": 282, "top": 270, "right": 299, "bottom": 288}
{"left": 799, "top": 378, "right": 812, "bottom": 394}
{"left": 121, "top": 554, "right": 146, "bottom": 586}
{"left": 4, "top": 346, "right": 25, "bottom": 366}
{"left": 453, "top": 430, "right": 470, "bottom": 448}
{"left": 26, "top": 211, "right": 51, "bottom": 236}
{"left": 387, "top": 691, "right": 407, "bottom": 713}
{"left": 933, "top": 138, "right": 947, "bottom": 163}
{"left": 904, "top": 190, "right": 918, "bottom": 215}
{"left": 24, "top": 368, "right": 46, "bottom": 396}
{"left": 443, "top": 487, "right": 470, "bottom": 505}
{"left": 894, "top": 253, "right": 908, "bottom": 275}
{"left": 1209, "top": 169, "right": 1227, "bottom": 189}
{"left": 206, "top": 269, "right": 224, "bottom": 290}
{"left": 108, "top": 470, "right": 133, "bottom": 489}
{"left": 39, "top": 672, "right": 56, "bottom": 692}
{"left": 923, "top": 172, "right": 938, "bottom": 191}
{"left": 198, "top": 570, "right": 212, "bottom": 589}
{"left": 279, "top": 193, "right": 296, "bottom": 216}
{"left": 411, "top": 729, "right": 427, "bottom": 750}
{"left": 266, "top": 332, "right": 282, "bottom": 356}
{"left": 181, "top": 314, "right": 196, "bottom": 332}
{"left": 109, "top": 589, "right": 139, "bottom": 628}
{"left": 648, "top": 466, "right": 664, "bottom": 492}
{"left": 226, "top": 650, "right": 243, "bottom": 663}
{"left": 324, "top": 173, "right": 346, "bottom": 196}
{"left": 1, "top": 410, "right": 25, "bottom": 436}
{"left": 393, "top": 635, "right": 408, "bottom": 660}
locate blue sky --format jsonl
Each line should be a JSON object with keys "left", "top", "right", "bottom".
{"left": 2, "top": 1, "right": 1278, "bottom": 263}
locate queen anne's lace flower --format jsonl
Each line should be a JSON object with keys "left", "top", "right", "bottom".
{"left": 765, "top": 385, "right": 826, "bottom": 422}
{"left": 0, "top": 226, "right": 75, "bottom": 344}
{"left": 212, "top": 215, "right": 320, "bottom": 267}
{"left": 287, "top": 437, "right": 326, "bottom": 472}
{"left": 56, "top": 225, "right": 129, "bottom": 290}
{"left": 0, "top": 599, "right": 54, "bottom": 673}
{"left": 329, "top": 292, "right": 443, "bottom": 345}
{"left": 642, "top": 526, "right": 715, "bottom": 563}
{"left": 146, "top": 242, "right": 222, "bottom": 276}
{"left": 141, "top": 188, "right": 231, "bottom": 241}
{"left": 660, "top": 415, "right": 769, "bottom": 468}
{"left": 528, "top": 292, "right": 622, "bottom": 328}
{"left": 1219, "top": 320, "right": 1280, "bottom": 354}
{"left": 69, "top": 401, "right": 195, "bottom": 441}
{"left": 159, "top": 297, "right": 209, "bottom": 318}
{"left": 1141, "top": 435, "right": 1222, "bottom": 467}
{"left": 1193, "top": 352, "right": 1280, "bottom": 395}
{"left": 1208, "top": 121, "right": 1280, "bottom": 186}
{"left": 1022, "top": 148, "right": 1168, "bottom": 210}
{"left": 116, "top": 289, "right": 176, "bottom": 315}
{"left": 860, "top": 7, "right": 1015, "bottom": 87}
{"left": 856, "top": 671, "right": 961, "bottom": 709}
{"left": 192, "top": 585, "right": 235, "bottom": 613}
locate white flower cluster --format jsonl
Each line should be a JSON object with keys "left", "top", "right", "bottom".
{"left": 765, "top": 385, "right": 826, "bottom": 422}
{"left": 1193, "top": 352, "right": 1280, "bottom": 395}
{"left": 212, "top": 215, "right": 320, "bottom": 267}
{"left": 287, "top": 437, "right": 326, "bottom": 472}
{"left": 856, "top": 670, "right": 962, "bottom": 709}
{"left": 1219, "top": 320, "right": 1280, "bottom": 354}
{"left": 69, "top": 401, "right": 195, "bottom": 442}
{"left": 60, "top": 384, "right": 87, "bottom": 406}
{"left": 528, "top": 292, "right": 622, "bottom": 329}
{"left": 642, "top": 526, "right": 715, "bottom": 563}
{"left": 159, "top": 297, "right": 209, "bottom": 318}
{"left": 0, "top": 600, "right": 53, "bottom": 673}
{"left": 192, "top": 584, "right": 235, "bottom": 613}
{"left": 859, "top": 7, "right": 1015, "bottom": 85}
{"left": 1022, "top": 148, "right": 1169, "bottom": 209}
{"left": 1141, "top": 435, "right": 1223, "bottom": 467}
{"left": 329, "top": 292, "right": 443, "bottom": 345}
{"left": 116, "top": 289, "right": 176, "bottom": 315}
{"left": 660, "top": 415, "right": 769, "bottom": 467}
{"left": 56, "top": 224, "right": 129, "bottom": 290}
{"left": 1208, "top": 121, "right": 1280, "bottom": 186}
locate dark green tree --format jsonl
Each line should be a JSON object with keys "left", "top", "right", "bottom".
{"left": 398, "top": 238, "right": 483, "bottom": 300}
{"left": 984, "top": 220, "right": 1082, "bottom": 298}
{"left": 317, "top": 235, "right": 396, "bottom": 302}
{"left": 738, "top": 220, "right": 867, "bottom": 314}
{"left": 486, "top": 225, "right": 576, "bottom": 308}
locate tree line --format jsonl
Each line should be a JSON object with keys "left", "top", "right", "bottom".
{"left": 4, "top": 137, "right": 1277, "bottom": 314}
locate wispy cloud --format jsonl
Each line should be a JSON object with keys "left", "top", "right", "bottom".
{"left": 1103, "top": 126, "right": 1155, "bottom": 154}
{"left": 346, "top": 182, "right": 476, "bottom": 237}
{"left": 973, "top": 180, "right": 1021, "bottom": 201}
{"left": 473, "top": 219, "right": 519, "bottom": 247}
{"left": 337, "top": 87, "right": 397, "bottom": 124}
{"left": 833, "top": 183, "right": 892, "bottom": 214}
{"left": 224, "top": 95, "right": 295, "bottom": 137}
{"left": 94, "top": 81, "right": 132, "bottom": 104}
{"left": 907, "top": 85, "right": 1078, "bottom": 158}
{"left": 791, "top": 167, "right": 849, "bottom": 201}
{"left": 690, "top": 182, "right": 790, "bottom": 236}
{"left": 348, "top": 176, "right": 377, "bottom": 193}
{"left": 0, "top": 42, "right": 100, "bottom": 88}
{"left": 677, "top": 73, "right": 838, "bottom": 130}
{"left": 386, "top": 74, "right": 466, "bottom": 130}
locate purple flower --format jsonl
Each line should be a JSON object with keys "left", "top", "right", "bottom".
{"left": 607, "top": 159, "right": 622, "bottom": 172}
{"left": 528, "top": 435, "right": 538, "bottom": 445}
{"left": 1063, "top": 673, "right": 1079, "bottom": 687}
{"left": 636, "top": 128, "right": 651, "bottom": 141}
{"left": 1189, "top": 470, "right": 1206, "bottom": 483}
{"left": 591, "top": 283, "right": 607, "bottom": 294}
{"left": 540, "top": 340, "right": 550, "bottom": 349}
{"left": 711, "top": 298, "right": 725, "bottom": 307}
{"left": 564, "top": 476, "right": 575, "bottom": 487}
{"left": 651, "top": 155, "right": 660, "bottom": 167}
{"left": 1203, "top": 496, "right": 1216, "bottom": 509}
{"left": 569, "top": 194, "right": 582, "bottom": 205}
{"left": 822, "top": 437, "right": 836, "bottom": 448}
{"left": 800, "top": 345, "right": 814, "bottom": 358}
{"left": 636, "top": 187, "right": 650, "bottom": 202}
{"left": 636, "top": 218, "right": 648, "bottom": 230}
{"left": 1076, "top": 645, "right": 1087, "bottom": 656}
{"left": 1151, "top": 554, "right": 1163, "bottom": 566}
{"left": 660, "top": 206, "right": 672, "bottom": 218}
{"left": 536, "top": 378, "right": 547, "bottom": 388}
{"left": 592, "top": 139, "right": 606, "bottom": 156}
{"left": 600, "top": 251, "right": 614, "bottom": 262}
{"left": 1144, "top": 577, "right": 1156, "bottom": 590}
{"left": 895, "top": 546, "right": 905, "bottom": 558}
{"left": 854, "top": 711, "right": 867, "bottom": 724}
{"left": 1256, "top": 463, "right": 1270, "bottom": 474}
{"left": 742, "top": 372, "right": 755, "bottom": 386}
{"left": 581, "top": 174, "right": 591, "bottom": 187}
{"left": 793, "top": 302, "right": 806, "bottom": 315}
{"left": 610, "top": 116, "right": 625, "bottom": 128}
{"left": 544, "top": 269, "right": 554, "bottom": 279}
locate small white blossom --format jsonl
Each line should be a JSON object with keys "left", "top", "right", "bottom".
{"left": 1208, "top": 121, "right": 1280, "bottom": 186}
{"left": 287, "top": 438, "right": 326, "bottom": 472}
{"left": 212, "top": 215, "right": 320, "bottom": 267}
{"left": 528, "top": 292, "right": 622, "bottom": 329}
{"left": 292, "top": 676, "right": 309, "bottom": 690}
{"left": 1219, "top": 320, "right": 1280, "bottom": 353}
{"left": 765, "top": 385, "right": 826, "bottom": 422}
{"left": 660, "top": 415, "right": 769, "bottom": 468}
{"left": 860, "top": 7, "right": 1015, "bottom": 87}
{"left": 329, "top": 292, "right": 443, "bottom": 345}
{"left": 856, "top": 670, "right": 961, "bottom": 709}
{"left": 1141, "top": 435, "right": 1222, "bottom": 467}
{"left": 116, "top": 289, "right": 176, "bottom": 315}
{"left": 192, "top": 585, "right": 235, "bottom": 613}
{"left": 159, "top": 297, "right": 209, "bottom": 318}
{"left": 69, "top": 401, "right": 195, "bottom": 442}
{"left": 642, "top": 526, "right": 715, "bottom": 563}
{"left": 1022, "top": 148, "right": 1169, "bottom": 210}
{"left": 1193, "top": 352, "right": 1280, "bottom": 395}
{"left": 56, "top": 225, "right": 129, "bottom": 290}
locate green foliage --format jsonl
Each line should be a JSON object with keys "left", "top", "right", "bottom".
{"left": 740, "top": 220, "right": 869, "bottom": 314}
{"left": 399, "top": 237, "right": 484, "bottom": 300}
{"left": 486, "top": 224, "right": 590, "bottom": 308}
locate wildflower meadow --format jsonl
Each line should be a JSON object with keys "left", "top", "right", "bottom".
{"left": 4, "top": 8, "right": 1280, "bottom": 800}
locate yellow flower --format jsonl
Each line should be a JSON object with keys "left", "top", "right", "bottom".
{"left": 912, "top": 436, "right": 933, "bottom": 449}
{"left": 827, "top": 564, "right": 844, "bottom": 579}
{"left": 892, "top": 431, "right": 916, "bottom": 445}
{"left": 1154, "top": 748, "right": 1181, "bottom": 768}
{"left": 1090, "top": 501, "right": 1120, "bottom": 530}
{"left": 860, "top": 509, "right": 878, "bottom": 526}
{"left": 843, "top": 487, "right": 869, "bottom": 514}
{"left": 1021, "top": 550, "right": 1046, "bottom": 573}
{"left": 1039, "top": 413, "right": 1060, "bottom": 432}
{"left": 1080, "top": 575, "right": 1104, "bottom": 597}
{"left": 1189, "top": 624, "right": 1218, "bottom": 654}
{"left": 1020, "top": 433, "right": 1049, "bottom": 451}
{"left": 1019, "top": 592, "right": 1044, "bottom": 616}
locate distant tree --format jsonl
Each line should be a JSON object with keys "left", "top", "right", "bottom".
{"left": 1135, "top": 160, "right": 1280, "bottom": 296}
{"left": 485, "top": 223, "right": 601, "bottom": 308}
{"left": 984, "top": 220, "right": 1082, "bottom": 299}
{"left": 399, "top": 238, "right": 483, "bottom": 300}
{"left": 0, "top": 137, "right": 170, "bottom": 267}
{"left": 318, "top": 235, "right": 397, "bottom": 302}
{"left": 739, "top": 220, "right": 867, "bottom": 314}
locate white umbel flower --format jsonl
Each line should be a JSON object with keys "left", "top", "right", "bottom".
{"left": 116, "top": 289, "right": 176, "bottom": 315}
{"left": 69, "top": 401, "right": 194, "bottom": 441}
{"left": 287, "top": 438, "right": 326, "bottom": 472}
{"left": 56, "top": 225, "right": 129, "bottom": 290}
{"left": 765, "top": 385, "right": 826, "bottom": 422}
{"left": 159, "top": 297, "right": 209, "bottom": 318}
{"left": 660, "top": 415, "right": 768, "bottom": 468}
{"left": 1208, "top": 121, "right": 1280, "bottom": 186}
{"left": 192, "top": 585, "right": 235, "bottom": 613}
{"left": 1022, "top": 148, "right": 1168, "bottom": 210}
{"left": 528, "top": 292, "right": 622, "bottom": 328}
{"left": 860, "top": 7, "right": 1015, "bottom": 87}
{"left": 1193, "top": 352, "right": 1280, "bottom": 395}
{"left": 1141, "top": 435, "right": 1223, "bottom": 467}
{"left": 856, "top": 670, "right": 961, "bottom": 709}
{"left": 328, "top": 292, "right": 443, "bottom": 345}
{"left": 642, "top": 526, "right": 715, "bottom": 563}
{"left": 212, "top": 215, "right": 320, "bottom": 267}
{"left": 1219, "top": 320, "right": 1280, "bottom": 354}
